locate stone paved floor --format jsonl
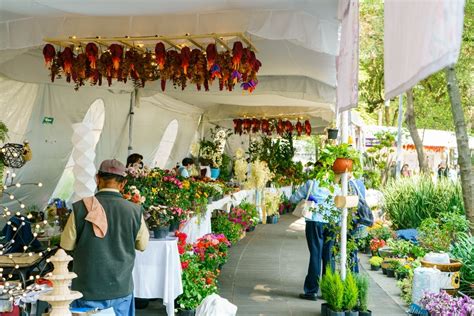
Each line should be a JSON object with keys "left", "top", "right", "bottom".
{"left": 137, "top": 214, "right": 407, "bottom": 315}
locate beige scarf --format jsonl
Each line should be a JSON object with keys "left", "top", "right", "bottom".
{"left": 83, "top": 196, "right": 108, "bottom": 238}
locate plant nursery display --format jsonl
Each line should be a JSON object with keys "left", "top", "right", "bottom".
{"left": 382, "top": 176, "right": 464, "bottom": 229}
{"left": 369, "top": 256, "right": 383, "bottom": 271}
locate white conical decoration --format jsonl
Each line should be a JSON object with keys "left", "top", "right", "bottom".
{"left": 39, "top": 249, "right": 82, "bottom": 316}
{"left": 71, "top": 122, "right": 97, "bottom": 202}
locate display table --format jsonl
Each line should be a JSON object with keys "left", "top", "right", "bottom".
{"left": 181, "top": 187, "right": 291, "bottom": 244}
{"left": 133, "top": 237, "right": 183, "bottom": 316}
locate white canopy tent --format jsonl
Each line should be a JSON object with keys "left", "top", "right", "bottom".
{"left": 0, "top": 0, "right": 343, "bottom": 206}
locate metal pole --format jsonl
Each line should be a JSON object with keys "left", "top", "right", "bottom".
{"left": 127, "top": 90, "right": 136, "bottom": 157}
{"left": 340, "top": 110, "right": 349, "bottom": 280}
{"left": 395, "top": 95, "right": 404, "bottom": 177}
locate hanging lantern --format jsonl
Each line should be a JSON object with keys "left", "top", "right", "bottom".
{"left": 304, "top": 120, "right": 312, "bottom": 136}
{"left": 296, "top": 121, "right": 303, "bottom": 136}
{"left": 233, "top": 119, "right": 243, "bottom": 135}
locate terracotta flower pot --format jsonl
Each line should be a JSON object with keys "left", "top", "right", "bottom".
{"left": 332, "top": 158, "right": 353, "bottom": 174}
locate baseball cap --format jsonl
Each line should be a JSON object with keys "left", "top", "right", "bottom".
{"left": 98, "top": 159, "right": 127, "bottom": 177}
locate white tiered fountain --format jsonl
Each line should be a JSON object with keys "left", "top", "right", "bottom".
{"left": 39, "top": 249, "right": 83, "bottom": 316}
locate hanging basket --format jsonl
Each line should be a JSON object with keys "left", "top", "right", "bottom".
{"left": 327, "top": 128, "right": 339, "bottom": 140}
{"left": 332, "top": 158, "right": 353, "bottom": 174}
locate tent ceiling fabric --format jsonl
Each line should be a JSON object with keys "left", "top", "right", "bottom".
{"left": 0, "top": 0, "right": 340, "bottom": 132}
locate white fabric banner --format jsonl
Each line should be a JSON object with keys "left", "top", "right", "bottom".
{"left": 336, "top": 0, "right": 359, "bottom": 112}
{"left": 384, "top": 0, "right": 465, "bottom": 100}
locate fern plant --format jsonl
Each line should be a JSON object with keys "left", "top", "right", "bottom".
{"left": 343, "top": 270, "right": 359, "bottom": 311}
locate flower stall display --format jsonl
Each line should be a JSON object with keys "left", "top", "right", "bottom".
{"left": 264, "top": 192, "right": 280, "bottom": 224}
{"left": 237, "top": 201, "right": 259, "bottom": 231}
{"left": 419, "top": 291, "right": 474, "bottom": 316}
{"left": 145, "top": 205, "right": 173, "bottom": 239}
{"left": 228, "top": 206, "right": 254, "bottom": 231}
{"left": 193, "top": 233, "right": 231, "bottom": 272}
{"left": 211, "top": 212, "right": 244, "bottom": 245}
{"left": 43, "top": 38, "right": 261, "bottom": 91}
{"left": 177, "top": 252, "right": 219, "bottom": 314}
{"left": 245, "top": 159, "right": 274, "bottom": 190}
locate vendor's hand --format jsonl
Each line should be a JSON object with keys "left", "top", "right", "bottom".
{"left": 308, "top": 195, "right": 318, "bottom": 203}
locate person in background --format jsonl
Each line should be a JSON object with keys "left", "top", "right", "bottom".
{"left": 61, "top": 159, "right": 149, "bottom": 316}
{"left": 290, "top": 169, "right": 340, "bottom": 301}
{"left": 126, "top": 153, "right": 144, "bottom": 168}
{"left": 179, "top": 158, "right": 194, "bottom": 178}
{"left": 438, "top": 161, "right": 448, "bottom": 178}
{"left": 348, "top": 176, "right": 368, "bottom": 273}
{"left": 401, "top": 164, "right": 411, "bottom": 177}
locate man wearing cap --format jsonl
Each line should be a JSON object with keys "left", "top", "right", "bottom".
{"left": 61, "top": 159, "right": 149, "bottom": 316}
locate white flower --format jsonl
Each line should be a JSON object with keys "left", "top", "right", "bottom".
{"left": 235, "top": 148, "right": 245, "bottom": 159}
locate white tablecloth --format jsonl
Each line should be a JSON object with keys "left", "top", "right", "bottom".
{"left": 133, "top": 237, "right": 183, "bottom": 316}
{"left": 181, "top": 187, "right": 291, "bottom": 244}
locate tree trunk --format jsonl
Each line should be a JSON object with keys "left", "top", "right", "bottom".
{"left": 405, "top": 89, "right": 428, "bottom": 173}
{"left": 384, "top": 102, "right": 391, "bottom": 126}
{"left": 445, "top": 66, "right": 473, "bottom": 233}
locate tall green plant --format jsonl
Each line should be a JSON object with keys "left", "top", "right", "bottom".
{"left": 449, "top": 233, "right": 474, "bottom": 294}
{"left": 322, "top": 268, "right": 344, "bottom": 311}
{"left": 356, "top": 274, "right": 369, "bottom": 312}
{"left": 343, "top": 271, "right": 359, "bottom": 312}
{"left": 382, "top": 176, "right": 464, "bottom": 229}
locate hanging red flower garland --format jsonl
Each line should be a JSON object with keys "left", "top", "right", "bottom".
{"left": 42, "top": 41, "right": 261, "bottom": 91}
{"left": 232, "top": 118, "right": 312, "bottom": 136}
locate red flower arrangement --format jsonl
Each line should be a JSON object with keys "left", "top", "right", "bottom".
{"left": 370, "top": 238, "right": 386, "bottom": 253}
{"left": 193, "top": 233, "right": 230, "bottom": 271}
{"left": 175, "top": 231, "right": 189, "bottom": 256}
{"left": 42, "top": 41, "right": 261, "bottom": 91}
{"left": 233, "top": 118, "right": 312, "bottom": 136}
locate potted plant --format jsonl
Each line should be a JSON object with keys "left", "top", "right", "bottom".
{"left": 356, "top": 275, "right": 371, "bottom": 316}
{"left": 395, "top": 263, "right": 411, "bottom": 280}
{"left": 342, "top": 271, "right": 359, "bottom": 316}
{"left": 385, "top": 259, "right": 399, "bottom": 278}
{"left": 321, "top": 269, "right": 344, "bottom": 316}
{"left": 327, "top": 127, "right": 339, "bottom": 140}
{"left": 264, "top": 192, "right": 280, "bottom": 224}
{"left": 324, "top": 143, "right": 360, "bottom": 174}
{"left": 369, "top": 238, "right": 386, "bottom": 256}
{"left": 368, "top": 256, "right": 383, "bottom": 271}
{"left": 145, "top": 205, "right": 172, "bottom": 239}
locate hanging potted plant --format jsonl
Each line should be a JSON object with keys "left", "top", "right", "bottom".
{"left": 145, "top": 205, "right": 172, "bottom": 239}
{"left": 342, "top": 271, "right": 359, "bottom": 316}
{"left": 327, "top": 124, "right": 339, "bottom": 140}
{"left": 356, "top": 275, "right": 372, "bottom": 316}
{"left": 329, "top": 143, "right": 360, "bottom": 174}
{"left": 368, "top": 256, "right": 383, "bottom": 271}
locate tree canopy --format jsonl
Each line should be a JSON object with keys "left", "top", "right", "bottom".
{"left": 359, "top": 0, "right": 473, "bottom": 134}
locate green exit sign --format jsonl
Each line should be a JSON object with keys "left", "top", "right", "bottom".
{"left": 42, "top": 117, "right": 54, "bottom": 125}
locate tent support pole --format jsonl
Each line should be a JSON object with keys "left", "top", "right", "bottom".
{"left": 127, "top": 90, "right": 136, "bottom": 157}
{"left": 395, "top": 94, "right": 404, "bottom": 177}
{"left": 340, "top": 110, "right": 349, "bottom": 280}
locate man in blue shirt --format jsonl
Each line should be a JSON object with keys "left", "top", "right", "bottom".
{"left": 290, "top": 178, "right": 340, "bottom": 301}
{"left": 178, "top": 158, "right": 194, "bottom": 178}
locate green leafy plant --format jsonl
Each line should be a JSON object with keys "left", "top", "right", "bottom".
{"left": 343, "top": 271, "right": 359, "bottom": 312}
{"left": 238, "top": 201, "right": 259, "bottom": 228}
{"left": 450, "top": 232, "right": 474, "bottom": 294}
{"left": 387, "top": 239, "right": 415, "bottom": 258}
{"left": 321, "top": 268, "right": 344, "bottom": 312}
{"left": 318, "top": 143, "right": 362, "bottom": 178}
{"left": 177, "top": 253, "right": 218, "bottom": 311}
{"left": 397, "top": 274, "right": 414, "bottom": 304}
{"left": 418, "top": 213, "right": 469, "bottom": 253}
{"left": 369, "top": 256, "right": 383, "bottom": 267}
{"left": 355, "top": 274, "right": 369, "bottom": 312}
{"left": 382, "top": 176, "right": 465, "bottom": 229}
{"left": 211, "top": 213, "right": 243, "bottom": 245}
